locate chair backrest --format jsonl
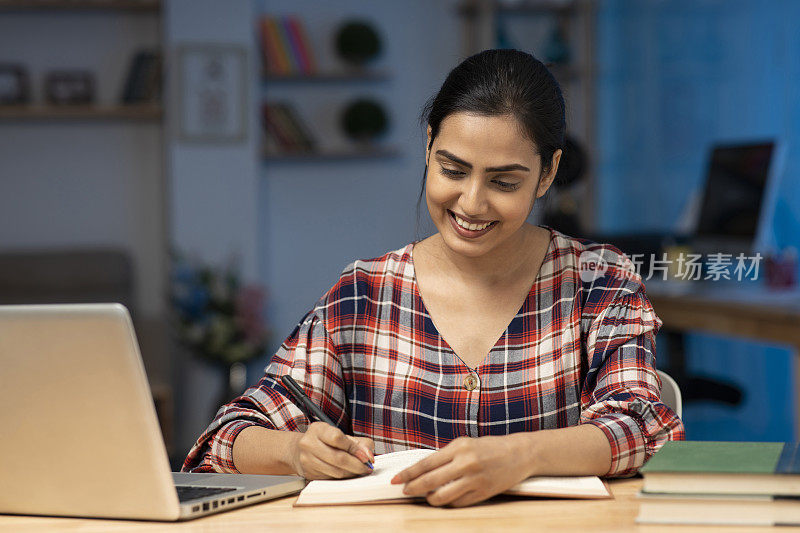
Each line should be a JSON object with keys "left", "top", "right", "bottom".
{"left": 657, "top": 370, "right": 682, "bottom": 419}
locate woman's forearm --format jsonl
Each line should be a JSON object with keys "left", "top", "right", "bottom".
{"left": 231, "top": 425, "right": 302, "bottom": 475}
{"left": 511, "top": 424, "right": 612, "bottom": 478}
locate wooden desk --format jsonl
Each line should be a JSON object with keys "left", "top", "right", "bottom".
{"left": 1, "top": 478, "right": 799, "bottom": 532}
{"left": 646, "top": 282, "right": 800, "bottom": 439}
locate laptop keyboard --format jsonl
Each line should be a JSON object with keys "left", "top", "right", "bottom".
{"left": 176, "top": 485, "right": 237, "bottom": 502}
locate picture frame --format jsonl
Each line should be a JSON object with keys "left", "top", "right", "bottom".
{"left": 45, "top": 71, "right": 95, "bottom": 105}
{"left": 0, "top": 64, "right": 31, "bottom": 105}
{"left": 176, "top": 44, "right": 248, "bottom": 143}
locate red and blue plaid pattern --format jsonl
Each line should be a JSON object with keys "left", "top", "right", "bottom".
{"left": 183, "top": 228, "right": 685, "bottom": 477}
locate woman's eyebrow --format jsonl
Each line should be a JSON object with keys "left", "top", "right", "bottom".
{"left": 435, "top": 149, "right": 530, "bottom": 172}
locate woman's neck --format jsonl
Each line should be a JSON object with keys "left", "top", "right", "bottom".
{"left": 429, "top": 223, "right": 542, "bottom": 288}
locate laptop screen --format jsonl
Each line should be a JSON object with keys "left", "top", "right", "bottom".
{"left": 694, "top": 141, "right": 775, "bottom": 243}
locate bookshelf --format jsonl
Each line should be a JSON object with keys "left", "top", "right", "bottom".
{"left": 259, "top": 14, "right": 397, "bottom": 161}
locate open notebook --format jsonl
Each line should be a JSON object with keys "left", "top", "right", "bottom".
{"left": 295, "top": 449, "right": 610, "bottom": 506}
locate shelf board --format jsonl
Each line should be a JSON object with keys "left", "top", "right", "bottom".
{"left": 459, "top": 1, "right": 576, "bottom": 17}
{"left": 263, "top": 146, "right": 402, "bottom": 161}
{"left": 264, "top": 70, "right": 390, "bottom": 83}
{"left": 0, "top": 104, "right": 163, "bottom": 121}
{"left": 0, "top": 0, "right": 160, "bottom": 11}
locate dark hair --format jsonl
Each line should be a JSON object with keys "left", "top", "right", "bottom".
{"left": 415, "top": 49, "right": 566, "bottom": 239}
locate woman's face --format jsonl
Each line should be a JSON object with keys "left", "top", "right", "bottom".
{"left": 425, "top": 112, "right": 560, "bottom": 259}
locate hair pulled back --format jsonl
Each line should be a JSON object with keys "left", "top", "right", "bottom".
{"left": 415, "top": 49, "right": 566, "bottom": 237}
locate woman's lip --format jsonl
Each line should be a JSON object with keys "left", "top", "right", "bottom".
{"left": 447, "top": 210, "right": 497, "bottom": 238}
{"left": 447, "top": 210, "right": 495, "bottom": 225}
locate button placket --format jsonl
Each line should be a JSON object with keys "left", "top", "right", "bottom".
{"left": 464, "top": 371, "right": 480, "bottom": 437}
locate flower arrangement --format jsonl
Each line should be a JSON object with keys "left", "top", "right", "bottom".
{"left": 171, "top": 256, "right": 269, "bottom": 367}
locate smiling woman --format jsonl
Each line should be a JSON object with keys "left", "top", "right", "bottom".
{"left": 182, "top": 49, "right": 685, "bottom": 508}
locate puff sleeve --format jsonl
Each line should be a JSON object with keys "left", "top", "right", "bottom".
{"left": 181, "top": 305, "right": 350, "bottom": 473}
{"left": 579, "top": 274, "right": 685, "bottom": 477}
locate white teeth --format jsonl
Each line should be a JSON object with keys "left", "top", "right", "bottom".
{"left": 454, "top": 214, "right": 493, "bottom": 231}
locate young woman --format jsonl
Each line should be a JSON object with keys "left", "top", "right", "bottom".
{"left": 183, "top": 49, "right": 684, "bottom": 507}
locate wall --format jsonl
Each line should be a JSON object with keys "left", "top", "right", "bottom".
{"left": 596, "top": 0, "right": 800, "bottom": 440}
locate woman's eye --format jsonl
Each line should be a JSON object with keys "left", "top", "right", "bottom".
{"left": 494, "top": 180, "right": 519, "bottom": 191}
{"left": 441, "top": 168, "right": 464, "bottom": 177}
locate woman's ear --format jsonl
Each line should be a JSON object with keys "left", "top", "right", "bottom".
{"left": 536, "top": 149, "right": 563, "bottom": 198}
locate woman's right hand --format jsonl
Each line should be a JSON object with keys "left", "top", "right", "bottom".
{"left": 291, "top": 422, "right": 375, "bottom": 480}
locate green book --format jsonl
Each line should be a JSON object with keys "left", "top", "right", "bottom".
{"left": 641, "top": 441, "right": 800, "bottom": 496}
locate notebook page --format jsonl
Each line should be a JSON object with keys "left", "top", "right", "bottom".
{"left": 295, "top": 449, "right": 436, "bottom": 505}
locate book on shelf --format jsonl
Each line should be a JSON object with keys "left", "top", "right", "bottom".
{"left": 259, "top": 15, "right": 316, "bottom": 75}
{"left": 636, "top": 441, "right": 800, "bottom": 526}
{"left": 120, "top": 50, "right": 161, "bottom": 103}
{"left": 294, "top": 448, "right": 610, "bottom": 507}
{"left": 262, "top": 102, "right": 316, "bottom": 152}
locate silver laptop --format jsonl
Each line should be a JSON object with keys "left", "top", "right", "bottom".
{"left": 0, "top": 303, "right": 305, "bottom": 521}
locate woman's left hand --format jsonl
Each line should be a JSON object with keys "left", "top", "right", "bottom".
{"left": 390, "top": 435, "right": 532, "bottom": 507}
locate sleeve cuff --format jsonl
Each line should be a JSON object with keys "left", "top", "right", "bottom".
{"left": 584, "top": 413, "right": 648, "bottom": 477}
{"left": 204, "top": 420, "right": 260, "bottom": 474}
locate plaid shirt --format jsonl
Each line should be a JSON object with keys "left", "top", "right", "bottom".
{"left": 183, "top": 227, "right": 685, "bottom": 477}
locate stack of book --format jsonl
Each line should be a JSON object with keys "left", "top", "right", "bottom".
{"left": 259, "top": 15, "right": 316, "bottom": 76}
{"left": 262, "top": 102, "right": 316, "bottom": 153}
{"left": 637, "top": 441, "right": 800, "bottom": 526}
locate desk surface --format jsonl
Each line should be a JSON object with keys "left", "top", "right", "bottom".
{"left": 2, "top": 478, "right": 799, "bottom": 532}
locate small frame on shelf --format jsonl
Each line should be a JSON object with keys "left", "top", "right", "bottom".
{"left": 0, "top": 64, "right": 30, "bottom": 105}
{"left": 45, "top": 71, "right": 95, "bottom": 105}
{"left": 176, "top": 44, "right": 248, "bottom": 143}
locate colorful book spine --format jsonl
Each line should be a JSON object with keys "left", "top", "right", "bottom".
{"left": 259, "top": 17, "right": 281, "bottom": 75}
{"left": 275, "top": 16, "right": 301, "bottom": 74}
{"left": 262, "top": 103, "right": 295, "bottom": 151}
{"left": 263, "top": 17, "right": 292, "bottom": 74}
{"left": 275, "top": 103, "right": 315, "bottom": 150}
{"left": 284, "top": 15, "right": 315, "bottom": 74}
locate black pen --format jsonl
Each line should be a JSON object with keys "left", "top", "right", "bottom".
{"left": 280, "top": 374, "right": 374, "bottom": 470}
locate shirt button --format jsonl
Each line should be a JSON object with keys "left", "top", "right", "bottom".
{"left": 463, "top": 373, "right": 479, "bottom": 391}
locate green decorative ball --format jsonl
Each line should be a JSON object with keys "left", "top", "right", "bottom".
{"left": 335, "top": 20, "right": 382, "bottom": 65}
{"left": 341, "top": 99, "right": 388, "bottom": 141}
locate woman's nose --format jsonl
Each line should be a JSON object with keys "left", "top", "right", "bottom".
{"left": 458, "top": 176, "right": 488, "bottom": 216}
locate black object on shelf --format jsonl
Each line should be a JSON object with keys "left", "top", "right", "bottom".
{"left": 340, "top": 98, "right": 388, "bottom": 141}
{"left": 121, "top": 50, "right": 161, "bottom": 103}
{"left": 334, "top": 19, "right": 382, "bottom": 66}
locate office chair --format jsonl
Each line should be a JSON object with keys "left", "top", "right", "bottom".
{"left": 657, "top": 370, "right": 683, "bottom": 419}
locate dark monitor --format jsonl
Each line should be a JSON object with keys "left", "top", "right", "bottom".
{"left": 693, "top": 140, "right": 781, "bottom": 253}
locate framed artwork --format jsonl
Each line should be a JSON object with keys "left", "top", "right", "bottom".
{"left": 176, "top": 44, "right": 248, "bottom": 143}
